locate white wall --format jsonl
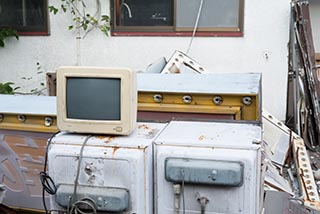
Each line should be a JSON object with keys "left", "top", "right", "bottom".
{"left": 0, "top": 0, "right": 291, "bottom": 120}
{"left": 310, "top": 0, "right": 320, "bottom": 52}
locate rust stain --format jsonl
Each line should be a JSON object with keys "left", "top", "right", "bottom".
{"left": 112, "top": 146, "right": 120, "bottom": 158}
{"left": 198, "top": 135, "right": 205, "bottom": 141}
{"left": 96, "top": 136, "right": 115, "bottom": 144}
{"left": 96, "top": 136, "right": 105, "bottom": 139}
{"left": 138, "top": 124, "right": 151, "bottom": 130}
{"left": 104, "top": 136, "right": 115, "bottom": 144}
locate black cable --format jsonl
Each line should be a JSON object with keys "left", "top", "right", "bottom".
{"left": 40, "top": 131, "right": 61, "bottom": 214}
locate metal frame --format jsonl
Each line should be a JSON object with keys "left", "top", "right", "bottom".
{"left": 111, "top": 0, "right": 244, "bottom": 34}
{"left": 286, "top": 1, "right": 320, "bottom": 148}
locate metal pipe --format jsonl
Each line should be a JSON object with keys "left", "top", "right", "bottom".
{"left": 290, "top": 3, "right": 299, "bottom": 134}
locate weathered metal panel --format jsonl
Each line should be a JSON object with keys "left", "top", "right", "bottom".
{"left": 49, "top": 123, "right": 166, "bottom": 214}
{"left": 154, "top": 121, "right": 262, "bottom": 149}
{"left": 0, "top": 130, "right": 52, "bottom": 211}
{"left": 0, "top": 95, "right": 56, "bottom": 116}
{"left": 154, "top": 121, "right": 263, "bottom": 214}
{"left": 137, "top": 111, "right": 235, "bottom": 122}
{"left": 137, "top": 73, "right": 261, "bottom": 95}
{"left": 0, "top": 95, "right": 57, "bottom": 133}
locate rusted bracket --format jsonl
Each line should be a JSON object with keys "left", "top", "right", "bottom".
{"left": 292, "top": 134, "right": 320, "bottom": 211}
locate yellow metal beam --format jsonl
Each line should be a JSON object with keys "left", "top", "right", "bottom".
{"left": 0, "top": 114, "right": 57, "bottom": 133}
{"left": 138, "top": 92, "right": 259, "bottom": 121}
{"left": 0, "top": 92, "right": 259, "bottom": 133}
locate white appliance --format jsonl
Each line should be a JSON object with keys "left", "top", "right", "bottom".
{"left": 48, "top": 122, "right": 166, "bottom": 214}
{"left": 154, "top": 121, "right": 264, "bottom": 214}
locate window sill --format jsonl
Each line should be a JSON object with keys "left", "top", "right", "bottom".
{"left": 18, "top": 32, "right": 50, "bottom": 36}
{"left": 111, "top": 31, "right": 243, "bottom": 37}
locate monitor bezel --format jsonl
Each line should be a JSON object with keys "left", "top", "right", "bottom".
{"left": 57, "top": 66, "right": 137, "bottom": 135}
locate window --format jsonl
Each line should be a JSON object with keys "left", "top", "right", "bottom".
{"left": 112, "top": 0, "right": 244, "bottom": 36}
{"left": 0, "top": 0, "right": 49, "bottom": 35}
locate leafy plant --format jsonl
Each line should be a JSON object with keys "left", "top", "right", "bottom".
{"left": 20, "top": 62, "right": 47, "bottom": 95}
{"left": 49, "top": 0, "right": 110, "bottom": 38}
{"left": 0, "top": 82, "right": 20, "bottom": 94}
{"left": 0, "top": 28, "right": 19, "bottom": 47}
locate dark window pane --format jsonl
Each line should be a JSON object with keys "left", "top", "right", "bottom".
{"left": 118, "top": 0, "right": 173, "bottom": 26}
{"left": 25, "top": 0, "right": 45, "bottom": 26}
{"left": 0, "top": 0, "right": 23, "bottom": 26}
{"left": 0, "top": 0, "right": 48, "bottom": 33}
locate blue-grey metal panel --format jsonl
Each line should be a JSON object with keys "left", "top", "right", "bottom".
{"left": 165, "top": 158, "right": 244, "bottom": 186}
{"left": 0, "top": 94, "right": 56, "bottom": 115}
{"left": 137, "top": 73, "right": 261, "bottom": 95}
{"left": 56, "top": 184, "right": 129, "bottom": 212}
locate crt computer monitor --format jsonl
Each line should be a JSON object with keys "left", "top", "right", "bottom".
{"left": 57, "top": 66, "right": 137, "bottom": 135}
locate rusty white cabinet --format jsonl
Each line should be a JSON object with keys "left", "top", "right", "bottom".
{"left": 154, "top": 121, "right": 264, "bottom": 214}
{"left": 48, "top": 123, "right": 165, "bottom": 214}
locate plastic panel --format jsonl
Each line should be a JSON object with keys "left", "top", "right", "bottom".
{"left": 165, "top": 158, "right": 244, "bottom": 186}
{"left": 56, "top": 184, "right": 129, "bottom": 212}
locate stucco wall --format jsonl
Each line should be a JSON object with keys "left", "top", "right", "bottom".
{"left": 0, "top": 0, "right": 291, "bottom": 120}
{"left": 310, "top": 0, "right": 320, "bottom": 52}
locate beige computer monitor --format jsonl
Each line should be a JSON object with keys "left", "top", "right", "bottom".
{"left": 56, "top": 66, "right": 137, "bottom": 135}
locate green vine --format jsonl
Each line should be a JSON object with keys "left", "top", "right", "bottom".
{"left": 0, "top": 29, "right": 19, "bottom": 93}
{"left": 49, "top": 0, "right": 110, "bottom": 38}
{"left": 0, "top": 28, "right": 19, "bottom": 47}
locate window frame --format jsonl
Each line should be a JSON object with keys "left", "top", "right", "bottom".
{"left": 111, "top": 0, "right": 244, "bottom": 37}
{"left": 0, "top": 0, "right": 49, "bottom": 36}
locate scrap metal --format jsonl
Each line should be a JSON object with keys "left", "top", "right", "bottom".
{"left": 287, "top": 0, "right": 320, "bottom": 148}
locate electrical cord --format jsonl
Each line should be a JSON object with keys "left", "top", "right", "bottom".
{"left": 40, "top": 131, "right": 61, "bottom": 214}
{"left": 186, "top": 0, "right": 204, "bottom": 54}
{"left": 69, "top": 197, "right": 97, "bottom": 214}
{"left": 40, "top": 133, "right": 96, "bottom": 214}
{"left": 67, "top": 135, "right": 97, "bottom": 214}
{"left": 180, "top": 169, "right": 186, "bottom": 214}
{"left": 72, "top": 135, "right": 92, "bottom": 202}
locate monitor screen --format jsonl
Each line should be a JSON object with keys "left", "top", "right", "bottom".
{"left": 66, "top": 77, "right": 121, "bottom": 120}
